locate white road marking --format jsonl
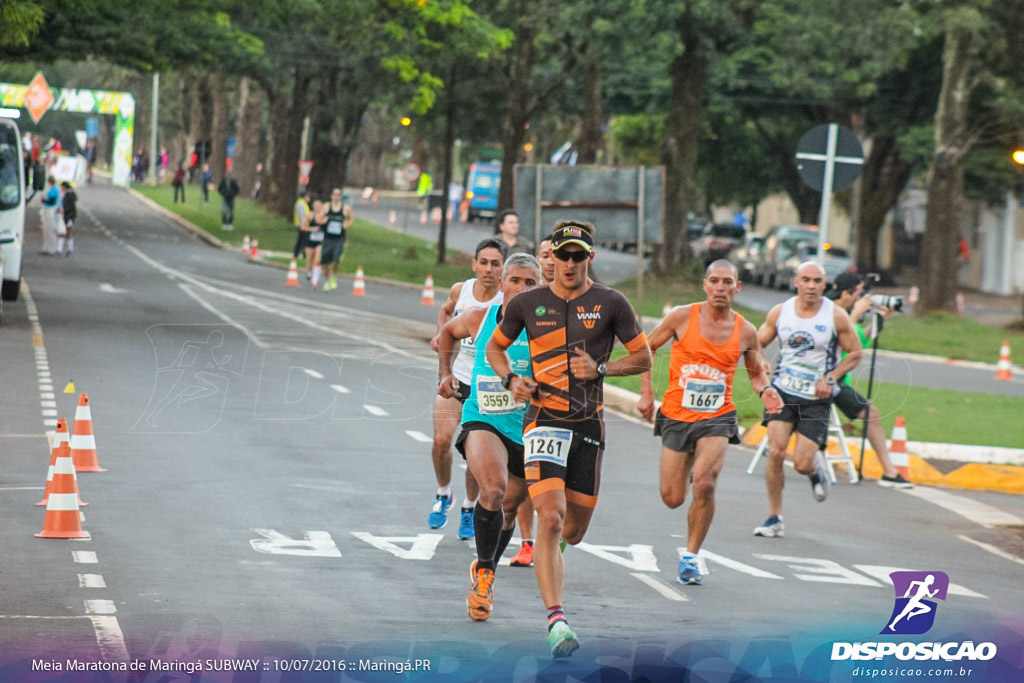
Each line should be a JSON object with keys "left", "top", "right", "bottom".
{"left": 303, "top": 368, "right": 325, "bottom": 379}
{"left": 88, "top": 615, "right": 130, "bottom": 661}
{"left": 854, "top": 563, "right": 987, "bottom": 598}
{"left": 42, "top": 409, "right": 58, "bottom": 417}
{"left": 249, "top": 529, "right": 341, "bottom": 557}
{"left": 330, "top": 384, "right": 350, "bottom": 394}
{"left": 43, "top": 419, "right": 57, "bottom": 427}
{"left": 699, "top": 550, "right": 784, "bottom": 579}
{"left": 755, "top": 554, "right": 880, "bottom": 586}
{"left": 630, "top": 573, "right": 688, "bottom": 601}
{"left": 84, "top": 599, "right": 117, "bottom": 614}
{"left": 41, "top": 392, "right": 55, "bottom": 399}
{"left": 364, "top": 405, "right": 388, "bottom": 417}
{"left": 405, "top": 430, "right": 432, "bottom": 443}
{"left": 957, "top": 535, "right": 1024, "bottom": 568}
{"left": 351, "top": 532, "right": 444, "bottom": 560}
{"left": 72, "top": 551, "right": 99, "bottom": 564}
{"left": 902, "top": 486, "right": 1024, "bottom": 528}
{"left": 99, "top": 283, "right": 131, "bottom": 294}
{"left": 41, "top": 400, "right": 56, "bottom": 408}
{"left": 178, "top": 284, "right": 269, "bottom": 350}
{"left": 575, "top": 543, "right": 660, "bottom": 572}
{"left": 78, "top": 574, "right": 107, "bottom": 588}
{"left": 0, "top": 486, "right": 45, "bottom": 491}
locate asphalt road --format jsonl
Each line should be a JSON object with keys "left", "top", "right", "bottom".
{"left": 0, "top": 183, "right": 1022, "bottom": 682}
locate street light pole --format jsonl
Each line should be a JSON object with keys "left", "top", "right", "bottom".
{"left": 149, "top": 73, "right": 159, "bottom": 185}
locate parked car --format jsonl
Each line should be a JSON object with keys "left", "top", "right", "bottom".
{"left": 730, "top": 233, "right": 765, "bottom": 282}
{"left": 777, "top": 242, "right": 854, "bottom": 289}
{"left": 0, "top": 115, "right": 26, "bottom": 303}
{"left": 463, "top": 161, "right": 501, "bottom": 222}
{"left": 0, "top": 229, "right": 11, "bottom": 325}
{"left": 692, "top": 223, "right": 747, "bottom": 266}
{"left": 687, "top": 219, "right": 709, "bottom": 242}
{"left": 753, "top": 224, "right": 819, "bottom": 288}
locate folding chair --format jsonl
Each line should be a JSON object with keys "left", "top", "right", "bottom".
{"left": 746, "top": 405, "right": 859, "bottom": 484}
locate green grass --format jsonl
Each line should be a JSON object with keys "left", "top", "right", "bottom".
{"left": 605, "top": 348, "right": 1024, "bottom": 447}
{"left": 619, "top": 276, "right": 1022, "bottom": 365}
{"left": 136, "top": 184, "right": 471, "bottom": 289}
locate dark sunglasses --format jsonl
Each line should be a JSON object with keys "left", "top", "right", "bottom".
{"left": 552, "top": 249, "right": 590, "bottom": 263}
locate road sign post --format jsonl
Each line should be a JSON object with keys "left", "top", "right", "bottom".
{"left": 795, "top": 123, "right": 864, "bottom": 264}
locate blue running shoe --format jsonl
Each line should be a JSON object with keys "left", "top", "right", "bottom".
{"left": 753, "top": 515, "right": 784, "bottom": 537}
{"left": 678, "top": 556, "right": 702, "bottom": 585}
{"left": 428, "top": 494, "right": 453, "bottom": 529}
{"left": 457, "top": 507, "right": 475, "bottom": 540}
{"left": 548, "top": 621, "right": 580, "bottom": 658}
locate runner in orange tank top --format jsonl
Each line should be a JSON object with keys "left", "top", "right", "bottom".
{"left": 638, "top": 259, "right": 782, "bottom": 586}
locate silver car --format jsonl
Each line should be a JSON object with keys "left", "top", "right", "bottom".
{"left": 777, "top": 242, "right": 854, "bottom": 290}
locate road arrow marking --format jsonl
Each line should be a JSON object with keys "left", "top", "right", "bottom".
{"left": 755, "top": 554, "right": 880, "bottom": 586}
{"left": 574, "top": 542, "right": 660, "bottom": 572}
{"left": 698, "top": 550, "right": 783, "bottom": 579}
{"left": 631, "top": 573, "right": 688, "bottom": 601}
{"left": 249, "top": 529, "right": 342, "bottom": 557}
{"left": 99, "top": 283, "right": 130, "bottom": 294}
{"left": 854, "top": 563, "right": 987, "bottom": 598}
{"left": 351, "top": 532, "right": 443, "bottom": 560}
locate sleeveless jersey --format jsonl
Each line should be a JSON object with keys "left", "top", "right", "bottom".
{"left": 771, "top": 297, "right": 839, "bottom": 400}
{"left": 461, "top": 304, "right": 533, "bottom": 443}
{"left": 324, "top": 203, "right": 347, "bottom": 239}
{"left": 451, "top": 278, "right": 503, "bottom": 384}
{"left": 661, "top": 303, "right": 744, "bottom": 422}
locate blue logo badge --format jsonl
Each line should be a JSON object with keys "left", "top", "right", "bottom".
{"left": 815, "top": 324, "right": 827, "bottom": 332}
{"left": 881, "top": 571, "right": 949, "bottom": 635}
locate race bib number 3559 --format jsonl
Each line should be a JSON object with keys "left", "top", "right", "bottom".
{"left": 476, "top": 375, "right": 521, "bottom": 415}
{"left": 523, "top": 427, "right": 573, "bottom": 467}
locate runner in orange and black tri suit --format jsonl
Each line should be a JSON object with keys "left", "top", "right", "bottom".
{"left": 486, "top": 220, "right": 651, "bottom": 659}
{"left": 637, "top": 259, "right": 782, "bottom": 586}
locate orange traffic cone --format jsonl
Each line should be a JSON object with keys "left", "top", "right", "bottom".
{"left": 36, "top": 443, "right": 90, "bottom": 539}
{"left": 37, "top": 418, "right": 86, "bottom": 506}
{"left": 286, "top": 259, "right": 299, "bottom": 287}
{"left": 662, "top": 301, "right": 672, "bottom": 317}
{"left": 242, "top": 234, "right": 250, "bottom": 254}
{"left": 71, "top": 393, "right": 106, "bottom": 472}
{"left": 250, "top": 239, "right": 259, "bottom": 260}
{"left": 352, "top": 266, "right": 366, "bottom": 297}
{"left": 888, "top": 416, "right": 911, "bottom": 482}
{"left": 421, "top": 275, "right": 435, "bottom": 306}
{"left": 996, "top": 340, "right": 1013, "bottom": 381}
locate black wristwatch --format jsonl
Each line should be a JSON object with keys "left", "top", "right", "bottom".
{"left": 825, "top": 375, "right": 836, "bottom": 386}
{"left": 596, "top": 363, "right": 608, "bottom": 378}
{"left": 501, "top": 372, "right": 517, "bottom": 390}
{"left": 759, "top": 386, "right": 771, "bottom": 397}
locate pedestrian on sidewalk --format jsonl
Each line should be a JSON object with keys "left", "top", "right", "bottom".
{"left": 57, "top": 181, "right": 77, "bottom": 256}
{"left": 200, "top": 163, "right": 212, "bottom": 203}
{"left": 217, "top": 169, "right": 240, "bottom": 231}
{"left": 496, "top": 210, "right": 533, "bottom": 255}
{"left": 39, "top": 176, "right": 60, "bottom": 255}
{"left": 172, "top": 162, "right": 186, "bottom": 203}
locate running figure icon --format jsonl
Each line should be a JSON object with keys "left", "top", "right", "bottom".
{"left": 881, "top": 570, "right": 949, "bottom": 635}
{"left": 888, "top": 574, "right": 939, "bottom": 632}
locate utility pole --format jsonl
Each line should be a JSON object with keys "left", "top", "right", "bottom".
{"left": 149, "top": 73, "right": 159, "bottom": 185}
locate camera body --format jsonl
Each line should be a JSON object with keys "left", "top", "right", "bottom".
{"left": 863, "top": 273, "right": 903, "bottom": 313}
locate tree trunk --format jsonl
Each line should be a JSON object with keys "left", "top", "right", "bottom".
{"left": 263, "top": 70, "right": 311, "bottom": 218}
{"left": 658, "top": 43, "right": 707, "bottom": 273}
{"left": 234, "top": 77, "right": 263, "bottom": 197}
{"left": 497, "top": 14, "right": 535, "bottom": 228}
{"left": 208, "top": 74, "right": 230, "bottom": 182}
{"left": 856, "top": 135, "right": 913, "bottom": 273}
{"left": 918, "top": 24, "right": 975, "bottom": 314}
{"left": 576, "top": 55, "right": 603, "bottom": 165}
{"left": 188, "top": 74, "right": 212, "bottom": 179}
{"left": 437, "top": 68, "right": 457, "bottom": 265}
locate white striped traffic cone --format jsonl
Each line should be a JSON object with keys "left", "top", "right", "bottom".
{"left": 421, "top": 275, "right": 435, "bottom": 306}
{"left": 38, "top": 418, "right": 86, "bottom": 506}
{"left": 286, "top": 259, "right": 299, "bottom": 287}
{"left": 35, "top": 443, "right": 89, "bottom": 539}
{"left": 242, "top": 234, "right": 250, "bottom": 253}
{"left": 996, "top": 340, "right": 1013, "bottom": 381}
{"left": 888, "top": 416, "right": 910, "bottom": 482}
{"left": 71, "top": 393, "right": 106, "bottom": 472}
{"left": 352, "top": 266, "right": 366, "bottom": 296}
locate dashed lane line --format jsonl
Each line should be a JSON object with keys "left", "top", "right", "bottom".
{"left": 78, "top": 574, "right": 107, "bottom": 588}
{"left": 405, "top": 430, "right": 432, "bottom": 443}
{"left": 364, "top": 405, "right": 389, "bottom": 417}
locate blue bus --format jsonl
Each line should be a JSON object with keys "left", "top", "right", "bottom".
{"left": 464, "top": 161, "right": 501, "bottom": 222}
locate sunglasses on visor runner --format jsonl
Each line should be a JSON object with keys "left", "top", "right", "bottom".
{"left": 552, "top": 250, "right": 591, "bottom": 263}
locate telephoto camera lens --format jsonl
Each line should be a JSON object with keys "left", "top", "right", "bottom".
{"left": 869, "top": 294, "right": 903, "bottom": 312}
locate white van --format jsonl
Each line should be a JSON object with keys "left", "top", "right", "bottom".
{"left": 0, "top": 115, "right": 26, "bottom": 303}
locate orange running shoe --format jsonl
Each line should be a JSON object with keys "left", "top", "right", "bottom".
{"left": 466, "top": 562, "right": 495, "bottom": 621}
{"left": 510, "top": 540, "right": 534, "bottom": 567}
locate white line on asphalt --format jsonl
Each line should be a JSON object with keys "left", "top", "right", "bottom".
{"left": 364, "top": 405, "right": 388, "bottom": 417}
{"left": 78, "top": 574, "right": 107, "bottom": 588}
{"left": 303, "top": 368, "right": 325, "bottom": 379}
{"left": 88, "top": 615, "right": 130, "bottom": 661}
{"left": 0, "top": 486, "right": 45, "bottom": 491}
{"left": 43, "top": 419, "right": 57, "bottom": 427}
{"left": 178, "top": 284, "right": 270, "bottom": 350}
{"left": 957, "top": 534, "right": 1024, "bottom": 567}
{"left": 330, "top": 384, "right": 350, "bottom": 394}
{"left": 41, "top": 400, "right": 56, "bottom": 408}
{"left": 630, "top": 573, "right": 688, "bottom": 601}
{"left": 72, "top": 551, "right": 99, "bottom": 564}
{"left": 84, "top": 599, "right": 117, "bottom": 614}
{"left": 901, "top": 486, "right": 1024, "bottom": 528}
{"left": 40, "top": 392, "right": 55, "bottom": 399}
{"left": 698, "top": 550, "right": 784, "bottom": 579}
{"left": 405, "top": 430, "right": 432, "bottom": 443}
{"left": 42, "top": 409, "right": 57, "bottom": 417}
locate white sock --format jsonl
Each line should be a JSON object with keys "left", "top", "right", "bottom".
{"left": 437, "top": 486, "right": 452, "bottom": 498}
{"left": 462, "top": 497, "right": 477, "bottom": 510}
{"left": 682, "top": 550, "right": 698, "bottom": 560}
{"left": 311, "top": 266, "right": 321, "bottom": 286}
{"left": 67, "top": 238, "right": 73, "bottom": 252}
{"left": 57, "top": 237, "right": 65, "bottom": 252}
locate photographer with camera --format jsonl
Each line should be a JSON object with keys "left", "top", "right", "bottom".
{"left": 827, "top": 272, "right": 912, "bottom": 488}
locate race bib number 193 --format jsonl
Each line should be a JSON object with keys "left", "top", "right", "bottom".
{"left": 523, "top": 427, "right": 573, "bottom": 467}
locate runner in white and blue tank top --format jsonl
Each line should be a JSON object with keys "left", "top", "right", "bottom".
{"left": 753, "top": 261, "right": 863, "bottom": 538}
{"left": 436, "top": 253, "right": 542, "bottom": 623}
